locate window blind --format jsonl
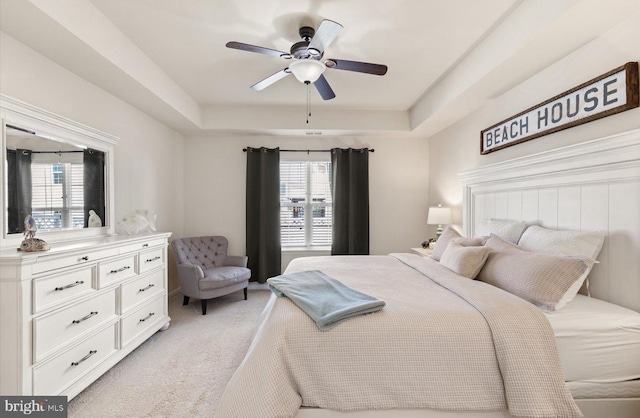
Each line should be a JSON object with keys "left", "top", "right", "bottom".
{"left": 280, "top": 160, "right": 332, "bottom": 247}
{"left": 31, "top": 162, "right": 84, "bottom": 230}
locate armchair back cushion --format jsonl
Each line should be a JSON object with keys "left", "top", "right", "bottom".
{"left": 172, "top": 236, "right": 229, "bottom": 269}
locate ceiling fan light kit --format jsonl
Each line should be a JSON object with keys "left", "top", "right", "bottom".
{"left": 289, "top": 59, "right": 326, "bottom": 83}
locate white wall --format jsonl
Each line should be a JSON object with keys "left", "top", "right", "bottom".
{"left": 183, "top": 135, "right": 429, "bottom": 272}
{"left": 0, "top": 32, "right": 186, "bottom": 290}
{"left": 428, "top": 14, "right": 640, "bottom": 231}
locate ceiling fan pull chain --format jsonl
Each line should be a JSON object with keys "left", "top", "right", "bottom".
{"left": 306, "top": 81, "right": 311, "bottom": 124}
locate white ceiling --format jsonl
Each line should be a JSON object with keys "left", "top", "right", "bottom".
{"left": 1, "top": 0, "right": 638, "bottom": 137}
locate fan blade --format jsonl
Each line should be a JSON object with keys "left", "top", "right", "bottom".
{"left": 326, "top": 59, "right": 387, "bottom": 75}
{"left": 308, "top": 20, "right": 343, "bottom": 54}
{"left": 226, "top": 41, "right": 291, "bottom": 59}
{"left": 313, "top": 75, "right": 336, "bottom": 100}
{"left": 250, "top": 68, "right": 291, "bottom": 91}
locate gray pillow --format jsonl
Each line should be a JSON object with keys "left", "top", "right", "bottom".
{"left": 477, "top": 235, "right": 594, "bottom": 312}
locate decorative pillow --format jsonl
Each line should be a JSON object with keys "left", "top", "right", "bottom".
{"left": 485, "top": 233, "right": 519, "bottom": 250}
{"left": 439, "top": 242, "right": 491, "bottom": 279}
{"left": 431, "top": 226, "right": 462, "bottom": 261}
{"left": 518, "top": 225, "right": 605, "bottom": 260}
{"left": 475, "top": 219, "right": 527, "bottom": 244}
{"left": 453, "top": 236, "right": 488, "bottom": 247}
{"left": 477, "top": 235, "right": 594, "bottom": 312}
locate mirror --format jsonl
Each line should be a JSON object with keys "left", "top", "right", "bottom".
{"left": 5, "top": 125, "right": 106, "bottom": 235}
{"left": 1, "top": 94, "right": 117, "bottom": 248}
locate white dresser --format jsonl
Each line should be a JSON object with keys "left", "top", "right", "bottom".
{"left": 0, "top": 232, "right": 171, "bottom": 399}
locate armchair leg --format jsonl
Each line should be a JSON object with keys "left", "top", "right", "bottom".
{"left": 244, "top": 287, "right": 248, "bottom": 300}
{"left": 183, "top": 296, "right": 190, "bottom": 306}
{"left": 201, "top": 299, "right": 207, "bottom": 315}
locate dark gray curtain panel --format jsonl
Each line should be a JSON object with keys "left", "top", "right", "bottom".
{"left": 83, "top": 149, "right": 106, "bottom": 227}
{"left": 246, "top": 147, "right": 281, "bottom": 283}
{"left": 6, "top": 149, "right": 33, "bottom": 234}
{"left": 331, "top": 148, "right": 370, "bottom": 255}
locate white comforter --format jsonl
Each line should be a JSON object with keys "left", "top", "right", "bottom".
{"left": 215, "top": 254, "right": 581, "bottom": 418}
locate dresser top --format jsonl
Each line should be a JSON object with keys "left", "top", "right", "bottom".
{"left": 0, "top": 232, "right": 171, "bottom": 262}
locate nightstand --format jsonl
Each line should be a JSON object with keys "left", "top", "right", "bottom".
{"left": 411, "top": 247, "right": 433, "bottom": 257}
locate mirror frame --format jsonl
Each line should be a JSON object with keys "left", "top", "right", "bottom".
{"left": 0, "top": 94, "right": 118, "bottom": 249}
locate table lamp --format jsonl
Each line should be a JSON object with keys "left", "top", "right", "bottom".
{"left": 427, "top": 204, "right": 452, "bottom": 240}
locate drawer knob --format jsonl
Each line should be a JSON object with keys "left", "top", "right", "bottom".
{"left": 71, "top": 350, "right": 97, "bottom": 366}
{"left": 142, "top": 243, "right": 149, "bottom": 248}
{"left": 54, "top": 281, "right": 84, "bottom": 291}
{"left": 139, "top": 312, "right": 155, "bottom": 322}
{"left": 72, "top": 311, "right": 98, "bottom": 324}
{"left": 145, "top": 256, "right": 161, "bottom": 263}
{"left": 80, "top": 256, "right": 90, "bottom": 261}
{"left": 110, "top": 266, "right": 131, "bottom": 274}
{"left": 139, "top": 284, "right": 155, "bottom": 292}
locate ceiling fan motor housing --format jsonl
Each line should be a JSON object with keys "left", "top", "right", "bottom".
{"left": 299, "top": 26, "right": 315, "bottom": 41}
{"left": 291, "top": 26, "right": 322, "bottom": 59}
{"left": 290, "top": 41, "right": 322, "bottom": 60}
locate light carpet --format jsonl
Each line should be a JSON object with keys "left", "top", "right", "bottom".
{"left": 68, "top": 288, "right": 272, "bottom": 418}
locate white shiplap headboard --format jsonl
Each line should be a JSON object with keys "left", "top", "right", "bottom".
{"left": 459, "top": 129, "right": 640, "bottom": 312}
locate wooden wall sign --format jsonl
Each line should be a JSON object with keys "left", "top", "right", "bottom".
{"left": 481, "top": 62, "right": 639, "bottom": 154}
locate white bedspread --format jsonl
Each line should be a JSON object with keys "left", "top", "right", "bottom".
{"left": 215, "top": 254, "right": 581, "bottom": 418}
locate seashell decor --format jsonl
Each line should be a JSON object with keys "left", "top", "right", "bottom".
{"left": 118, "top": 209, "right": 157, "bottom": 235}
{"left": 19, "top": 215, "right": 50, "bottom": 252}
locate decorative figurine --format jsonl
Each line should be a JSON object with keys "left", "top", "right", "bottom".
{"left": 88, "top": 210, "right": 103, "bottom": 227}
{"left": 19, "top": 215, "right": 50, "bottom": 252}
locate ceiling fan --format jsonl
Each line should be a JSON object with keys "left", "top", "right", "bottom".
{"left": 226, "top": 19, "right": 388, "bottom": 100}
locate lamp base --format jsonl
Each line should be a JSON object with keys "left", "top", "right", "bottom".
{"left": 435, "top": 225, "right": 443, "bottom": 241}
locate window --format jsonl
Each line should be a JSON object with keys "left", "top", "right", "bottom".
{"left": 52, "top": 163, "right": 63, "bottom": 184}
{"left": 280, "top": 160, "right": 332, "bottom": 247}
{"left": 31, "top": 161, "right": 84, "bottom": 230}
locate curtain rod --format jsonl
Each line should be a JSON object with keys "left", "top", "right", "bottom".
{"left": 242, "top": 148, "right": 374, "bottom": 153}
{"left": 11, "top": 150, "right": 84, "bottom": 155}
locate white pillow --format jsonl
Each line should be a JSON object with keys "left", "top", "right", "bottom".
{"left": 475, "top": 219, "right": 527, "bottom": 244}
{"left": 518, "top": 225, "right": 605, "bottom": 260}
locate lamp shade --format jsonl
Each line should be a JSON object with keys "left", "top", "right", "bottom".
{"left": 427, "top": 205, "right": 452, "bottom": 225}
{"left": 289, "top": 59, "right": 326, "bottom": 83}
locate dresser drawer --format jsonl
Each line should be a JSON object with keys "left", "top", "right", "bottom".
{"left": 120, "top": 270, "right": 164, "bottom": 313}
{"left": 121, "top": 295, "right": 165, "bottom": 347}
{"left": 32, "top": 248, "right": 119, "bottom": 275}
{"left": 33, "top": 289, "right": 117, "bottom": 362}
{"left": 120, "top": 237, "right": 166, "bottom": 254}
{"left": 33, "top": 323, "right": 118, "bottom": 395}
{"left": 138, "top": 248, "right": 164, "bottom": 274}
{"left": 33, "top": 266, "right": 96, "bottom": 314}
{"left": 97, "top": 255, "right": 137, "bottom": 287}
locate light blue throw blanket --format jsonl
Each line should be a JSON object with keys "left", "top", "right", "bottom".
{"left": 267, "top": 270, "right": 385, "bottom": 330}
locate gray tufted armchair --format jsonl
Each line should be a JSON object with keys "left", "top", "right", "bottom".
{"left": 171, "top": 236, "right": 251, "bottom": 315}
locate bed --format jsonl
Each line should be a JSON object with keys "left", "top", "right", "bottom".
{"left": 215, "top": 129, "right": 640, "bottom": 418}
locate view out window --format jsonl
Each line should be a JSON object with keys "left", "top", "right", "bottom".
{"left": 280, "top": 160, "right": 332, "bottom": 247}
{"left": 31, "top": 162, "right": 84, "bottom": 230}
